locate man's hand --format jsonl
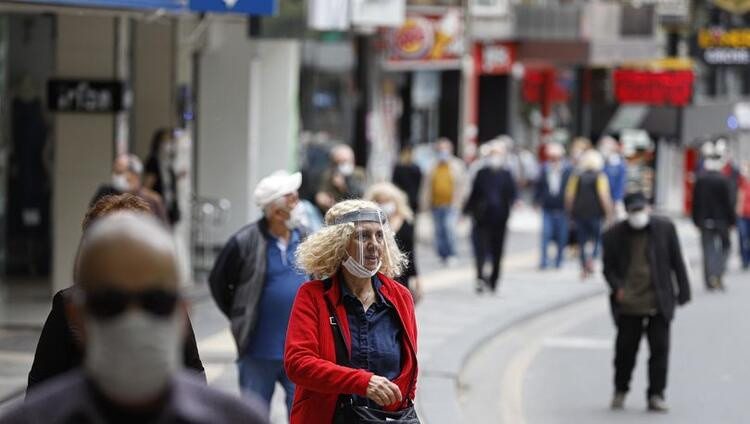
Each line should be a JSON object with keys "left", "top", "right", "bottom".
{"left": 615, "top": 288, "right": 625, "bottom": 303}
{"left": 366, "top": 375, "right": 402, "bottom": 406}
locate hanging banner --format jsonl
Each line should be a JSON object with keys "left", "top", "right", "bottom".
{"left": 351, "top": 0, "right": 405, "bottom": 28}
{"left": 382, "top": 10, "right": 463, "bottom": 71}
{"left": 696, "top": 27, "right": 750, "bottom": 66}
{"left": 613, "top": 69, "right": 693, "bottom": 106}
{"left": 308, "top": 0, "right": 350, "bottom": 31}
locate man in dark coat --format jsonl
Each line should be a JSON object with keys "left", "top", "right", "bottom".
{"left": 463, "top": 143, "right": 517, "bottom": 293}
{"left": 692, "top": 156, "right": 736, "bottom": 290}
{"left": 602, "top": 192, "right": 691, "bottom": 413}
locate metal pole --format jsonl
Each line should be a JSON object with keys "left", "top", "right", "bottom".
{"left": 458, "top": 0, "right": 474, "bottom": 159}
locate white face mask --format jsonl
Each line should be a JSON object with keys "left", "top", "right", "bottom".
{"left": 84, "top": 310, "right": 183, "bottom": 404}
{"left": 488, "top": 155, "right": 504, "bottom": 170}
{"left": 342, "top": 254, "right": 381, "bottom": 278}
{"left": 285, "top": 203, "right": 306, "bottom": 230}
{"left": 380, "top": 202, "right": 397, "bottom": 217}
{"left": 628, "top": 211, "right": 650, "bottom": 229}
{"left": 111, "top": 174, "right": 130, "bottom": 192}
{"left": 338, "top": 163, "right": 355, "bottom": 177}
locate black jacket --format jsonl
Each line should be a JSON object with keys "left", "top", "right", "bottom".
{"left": 27, "top": 287, "right": 205, "bottom": 393}
{"left": 392, "top": 164, "right": 423, "bottom": 213}
{"left": 602, "top": 216, "right": 691, "bottom": 322}
{"left": 534, "top": 164, "right": 572, "bottom": 211}
{"left": 692, "top": 170, "right": 736, "bottom": 229}
{"left": 463, "top": 167, "right": 517, "bottom": 225}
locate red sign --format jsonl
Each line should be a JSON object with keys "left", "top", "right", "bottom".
{"left": 613, "top": 69, "right": 694, "bottom": 106}
{"left": 474, "top": 42, "right": 515, "bottom": 75}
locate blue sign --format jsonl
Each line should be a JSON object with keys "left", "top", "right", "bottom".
{"left": 189, "top": 0, "right": 276, "bottom": 15}
{"left": 20, "top": 0, "right": 184, "bottom": 10}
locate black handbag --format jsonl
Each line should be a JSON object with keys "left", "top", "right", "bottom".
{"left": 323, "top": 281, "right": 420, "bottom": 424}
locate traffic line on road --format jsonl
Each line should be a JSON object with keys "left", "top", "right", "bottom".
{"left": 541, "top": 337, "right": 612, "bottom": 350}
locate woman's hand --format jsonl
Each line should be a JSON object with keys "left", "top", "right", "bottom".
{"left": 366, "top": 375, "right": 402, "bottom": 406}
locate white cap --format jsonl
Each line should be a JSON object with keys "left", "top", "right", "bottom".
{"left": 253, "top": 171, "right": 302, "bottom": 208}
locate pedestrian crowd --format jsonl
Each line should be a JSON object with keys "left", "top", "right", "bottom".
{"left": 1, "top": 128, "right": 745, "bottom": 423}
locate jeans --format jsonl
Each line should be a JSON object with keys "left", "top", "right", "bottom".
{"left": 541, "top": 210, "right": 568, "bottom": 268}
{"left": 474, "top": 220, "right": 509, "bottom": 291}
{"left": 738, "top": 218, "right": 750, "bottom": 268}
{"left": 432, "top": 206, "right": 456, "bottom": 260}
{"left": 238, "top": 356, "right": 295, "bottom": 417}
{"left": 574, "top": 218, "right": 602, "bottom": 269}
{"left": 614, "top": 314, "right": 670, "bottom": 398}
{"left": 700, "top": 227, "right": 730, "bottom": 286}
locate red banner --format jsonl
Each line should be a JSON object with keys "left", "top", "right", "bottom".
{"left": 613, "top": 69, "right": 694, "bottom": 106}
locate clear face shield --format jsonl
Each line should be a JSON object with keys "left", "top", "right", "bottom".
{"left": 332, "top": 209, "right": 392, "bottom": 278}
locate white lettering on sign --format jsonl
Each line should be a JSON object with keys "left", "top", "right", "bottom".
{"left": 705, "top": 48, "right": 750, "bottom": 65}
{"left": 483, "top": 44, "right": 510, "bottom": 72}
{"left": 56, "top": 82, "right": 113, "bottom": 112}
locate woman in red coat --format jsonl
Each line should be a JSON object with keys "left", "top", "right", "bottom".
{"left": 286, "top": 199, "right": 419, "bottom": 424}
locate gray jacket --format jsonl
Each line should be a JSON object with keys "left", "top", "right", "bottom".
{"left": 209, "top": 219, "right": 308, "bottom": 356}
{"left": 0, "top": 370, "right": 268, "bottom": 424}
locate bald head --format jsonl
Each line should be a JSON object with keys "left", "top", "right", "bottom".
{"left": 331, "top": 144, "right": 355, "bottom": 165}
{"left": 76, "top": 212, "right": 179, "bottom": 293}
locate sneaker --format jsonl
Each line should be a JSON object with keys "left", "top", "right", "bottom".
{"left": 708, "top": 276, "right": 721, "bottom": 290}
{"left": 647, "top": 395, "right": 669, "bottom": 412}
{"left": 475, "top": 279, "right": 485, "bottom": 294}
{"left": 610, "top": 392, "right": 626, "bottom": 410}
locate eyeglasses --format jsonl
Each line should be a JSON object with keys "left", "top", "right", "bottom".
{"left": 81, "top": 288, "right": 179, "bottom": 319}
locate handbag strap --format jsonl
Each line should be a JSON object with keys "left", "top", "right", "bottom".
{"left": 323, "top": 278, "right": 350, "bottom": 367}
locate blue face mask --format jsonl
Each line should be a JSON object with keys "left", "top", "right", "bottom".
{"left": 437, "top": 152, "right": 450, "bottom": 161}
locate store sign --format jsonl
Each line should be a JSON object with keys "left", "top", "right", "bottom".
{"left": 474, "top": 42, "right": 515, "bottom": 75}
{"left": 383, "top": 11, "right": 463, "bottom": 70}
{"left": 190, "top": 0, "right": 276, "bottom": 15}
{"left": 351, "top": 0, "right": 405, "bottom": 27}
{"left": 697, "top": 27, "right": 750, "bottom": 65}
{"left": 47, "top": 80, "right": 127, "bottom": 113}
{"left": 613, "top": 70, "right": 693, "bottom": 106}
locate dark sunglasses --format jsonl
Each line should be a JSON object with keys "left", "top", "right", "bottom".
{"left": 82, "top": 288, "right": 179, "bottom": 319}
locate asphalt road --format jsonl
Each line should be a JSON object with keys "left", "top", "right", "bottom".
{"left": 462, "top": 262, "right": 750, "bottom": 424}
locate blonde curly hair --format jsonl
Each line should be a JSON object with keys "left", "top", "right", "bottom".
{"left": 364, "top": 182, "right": 414, "bottom": 223}
{"left": 295, "top": 199, "right": 407, "bottom": 279}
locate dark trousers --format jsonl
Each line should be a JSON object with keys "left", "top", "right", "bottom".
{"left": 614, "top": 314, "right": 670, "bottom": 398}
{"left": 574, "top": 218, "right": 602, "bottom": 269}
{"left": 737, "top": 218, "right": 750, "bottom": 268}
{"left": 700, "top": 227, "right": 730, "bottom": 287}
{"left": 474, "top": 220, "right": 508, "bottom": 291}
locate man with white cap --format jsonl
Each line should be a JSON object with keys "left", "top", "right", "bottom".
{"left": 209, "top": 171, "right": 308, "bottom": 417}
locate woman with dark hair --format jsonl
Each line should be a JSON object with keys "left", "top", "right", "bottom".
{"left": 144, "top": 128, "right": 181, "bottom": 226}
{"left": 26, "top": 194, "right": 205, "bottom": 392}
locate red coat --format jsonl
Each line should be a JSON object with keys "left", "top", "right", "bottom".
{"left": 284, "top": 273, "right": 418, "bottom": 424}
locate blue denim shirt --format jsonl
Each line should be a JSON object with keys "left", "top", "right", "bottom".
{"left": 340, "top": 275, "right": 403, "bottom": 408}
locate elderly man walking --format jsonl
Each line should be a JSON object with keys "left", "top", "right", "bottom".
{"left": 1, "top": 213, "right": 268, "bottom": 424}
{"left": 603, "top": 192, "right": 691, "bottom": 413}
{"left": 209, "top": 171, "right": 308, "bottom": 417}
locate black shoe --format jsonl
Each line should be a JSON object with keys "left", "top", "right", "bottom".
{"left": 647, "top": 395, "right": 668, "bottom": 412}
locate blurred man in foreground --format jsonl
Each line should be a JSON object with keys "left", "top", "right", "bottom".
{"left": 1, "top": 213, "right": 267, "bottom": 424}
{"left": 603, "top": 192, "right": 691, "bottom": 413}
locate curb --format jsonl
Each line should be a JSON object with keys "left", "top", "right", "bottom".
{"left": 415, "top": 284, "right": 604, "bottom": 424}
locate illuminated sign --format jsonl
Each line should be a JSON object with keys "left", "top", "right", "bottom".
{"left": 474, "top": 42, "right": 515, "bottom": 75}
{"left": 613, "top": 70, "right": 693, "bottom": 106}
{"left": 48, "top": 80, "right": 128, "bottom": 113}
{"left": 697, "top": 27, "right": 750, "bottom": 65}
